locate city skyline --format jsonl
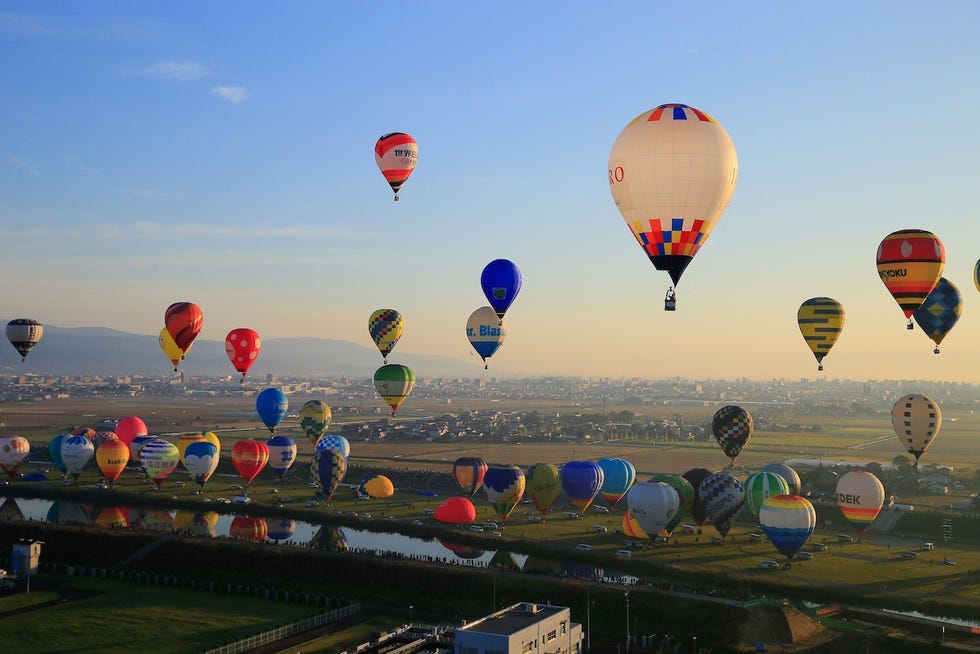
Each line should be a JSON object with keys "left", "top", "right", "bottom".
{"left": 3, "top": 3, "right": 979, "bottom": 382}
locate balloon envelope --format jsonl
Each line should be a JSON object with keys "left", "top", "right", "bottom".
{"left": 453, "top": 456, "right": 488, "bottom": 497}
{"left": 315, "top": 434, "right": 350, "bottom": 459}
{"left": 231, "top": 440, "right": 270, "bottom": 486}
{"left": 597, "top": 458, "right": 636, "bottom": 505}
{"left": 183, "top": 441, "right": 219, "bottom": 487}
{"left": 526, "top": 463, "right": 561, "bottom": 516}
{"left": 159, "top": 327, "right": 183, "bottom": 370}
{"left": 797, "top": 297, "right": 845, "bottom": 370}
{"left": 95, "top": 439, "right": 130, "bottom": 483}
{"left": 466, "top": 306, "right": 507, "bottom": 365}
{"left": 480, "top": 259, "right": 522, "bottom": 320}
{"left": 0, "top": 436, "right": 30, "bottom": 479}
{"left": 266, "top": 435, "right": 298, "bottom": 477}
{"left": 682, "top": 468, "right": 712, "bottom": 527}
{"left": 225, "top": 328, "right": 262, "bottom": 379}
{"left": 560, "top": 460, "right": 604, "bottom": 513}
{"left": 913, "top": 277, "right": 962, "bottom": 352}
{"left": 375, "top": 132, "right": 418, "bottom": 199}
{"left": 699, "top": 473, "right": 745, "bottom": 537}
{"left": 140, "top": 439, "right": 180, "bottom": 488}
{"left": 744, "top": 472, "right": 790, "bottom": 517}
{"left": 115, "top": 416, "right": 148, "bottom": 447}
{"left": 48, "top": 435, "right": 68, "bottom": 475}
{"left": 891, "top": 394, "right": 941, "bottom": 462}
{"left": 712, "top": 405, "right": 753, "bottom": 464}
{"left": 6, "top": 319, "right": 43, "bottom": 361}
{"left": 626, "top": 481, "right": 680, "bottom": 538}
{"left": 256, "top": 388, "right": 288, "bottom": 433}
{"left": 762, "top": 463, "right": 801, "bottom": 496}
{"left": 360, "top": 474, "right": 395, "bottom": 498}
{"left": 623, "top": 510, "right": 649, "bottom": 539}
{"left": 837, "top": 470, "right": 885, "bottom": 534}
{"left": 368, "top": 309, "right": 404, "bottom": 361}
{"left": 299, "top": 401, "right": 332, "bottom": 444}
{"left": 314, "top": 447, "right": 347, "bottom": 500}
{"left": 759, "top": 495, "right": 816, "bottom": 561}
{"left": 649, "top": 473, "right": 695, "bottom": 535}
{"left": 61, "top": 435, "right": 95, "bottom": 477}
{"left": 608, "top": 103, "right": 738, "bottom": 288}
{"left": 876, "top": 229, "right": 944, "bottom": 321}
{"left": 177, "top": 434, "right": 207, "bottom": 469}
{"left": 483, "top": 464, "right": 526, "bottom": 522}
{"left": 434, "top": 496, "right": 477, "bottom": 525}
{"left": 165, "top": 302, "right": 204, "bottom": 353}
{"left": 373, "top": 364, "right": 416, "bottom": 414}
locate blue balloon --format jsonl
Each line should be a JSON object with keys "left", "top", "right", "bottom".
{"left": 559, "top": 460, "right": 605, "bottom": 513}
{"left": 48, "top": 434, "right": 67, "bottom": 475}
{"left": 314, "top": 434, "right": 350, "bottom": 459}
{"left": 266, "top": 435, "right": 297, "bottom": 477}
{"left": 256, "top": 387, "right": 289, "bottom": 434}
{"left": 480, "top": 259, "right": 522, "bottom": 320}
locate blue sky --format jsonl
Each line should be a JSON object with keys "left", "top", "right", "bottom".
{"left": 2, "top": 2, "right": 979, "bottom": 381}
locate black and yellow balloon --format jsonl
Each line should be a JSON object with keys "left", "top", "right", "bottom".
{"left": 797, "top": 297, "right": 844, "bottom": 371}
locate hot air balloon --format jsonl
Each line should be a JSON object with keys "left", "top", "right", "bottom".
{"left": 359, "top": 474, "right": 394, "bottom": 498}
{"left": 481, "top": 259, "right": 522, "bottom": 321}
{"left": 71, "top": 426, "right": 96, "bottom": 441}
{"left": 375, "top": 132, "right": 418, "bottom": 201}
{"left": 762, "top": 463, "right": 801, "bottom": 496}
{"left": 744, "top": 471, "right": 790, "bottom": 517}
{"left": 712, "top": 405, "right": 753, "bottom": 466}
{"left": 483, "top": 464, "right": 526, "bottom": 522}
{"left": 230, "top": 516, "right": 268, "bottom": 541}
{"left": 231, "top": 439, "right": 270, "bottom": 490}
{"left": 759, "top": 495, "right": 816, "bottom": 568}
{"left": 682, "top": 468, "right": 712, "bottom": 530}
{"left": 183, "top": 440, "right": 219, "bottom": 488}
{"left": 267, "top": 517, "right": 297, "bottom": 542}
{"left": 453, "top": 456, "right": 488, "bottom": 497}
{"left": 876, "top": 229, "right": 945, "bottom": 329}
{"left": 626, "top": 481, "right": 680, "bottom": 539}
{"left": 836, "top": 470, "right": 885, "bottom": 535}
{"left": 608, "top": 103, "right": 738, "bottom": 308}
{"left": 140, "top": 438, "right": 180, "bottom": 488}
{"left": 225, "top": 328, "right": 261, "bottom": 382}
{"left": 466, "top": 306, "right": 506, "bottom": 369}
{"left": 891, "top": 393, "right": 941, "bottom": 465}
{"left": 560, "top": 460, "right": 605, "bottom": 514}
{"left": 299, "top": 401, "right": 332, "bottom": 444}
{"left": 95, "top": 506, "right": 129, "bottom": 529}
{"left": 164, "top": 302, "right": 204, "bottom": 353}
{"left": 256, "top": 387, "right": 288, "bottom": 434}
{"left": 6, "top": 319, "right": 43, "bottom": 361}
{"left": 61, "top": 435, "right": 95, "bottom": 481}
{"left": 129, "top": 435, "right": 154, "bottom": 469}
{"left": 158, "top": 328, "right": 185, "bottom": 371}
{"left": 95, "top": 438, "right": 130, "bottom": 485}
{"left": 434, "top": 496, "right": 477, "bottom": 525}
{"left": 315, "top": 434, "right": 350, "bottom": 459}
{"left": 314, "top": 447, "right": 347, "bottom": 500}
{"left": 649, "top": 473, "right": 695, "bottom": 535}
{"left": 797, "top": 297, "right": 845, "bottom": 371}
{"left": 48, "top": 434, "right": 68, "bottom": 477}
{"left": 0, "top": 436, "right": 30, "bottom": 479}
{"left": 114, "top": 416, "right": 148, "bottom": 447}
{"left": 373, "top": 364, "right": 416, "bottom": 415}
{"left": 597, "top": 458, "right": 636, "bottom": 506}
{"left": 623, "top": 510, "right": 649, "bottom": 539}
{"left": 913, "top": 277, "right": 962, "bottom": 354}
{"left": 699, "top": 473, "right": 745, "bottom": 538}
{"left": 266, "top": 435, "right": 297, "bottom": 481}
{"left": 177, "top": 433, "right": 207, "bottom": 469}
{"left": 368, "top": 309, "right": 404, "bottom": 363}
{"left": 526, "top": 463, "right": 561, "bottom": 517}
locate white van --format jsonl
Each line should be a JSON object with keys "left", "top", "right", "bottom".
{"left": 796, "top": 551, "right": 813, "bottom": 560}
{"left": 749, "top": 532, "right": 764, "bottom": 542}
{"left": 615, "top": 549, "right": 632, "bottom": 558}
{"left": 591, "top": 525, "right": 608, "bottom": 533}
{"left": 575, "top": 543, "right": 592, "bottom": 552}
{"left": 921, "top": 542, "right": 935, "bottom": 551}
{"left": 759, "top": 560, "right": 780, "bottom": 569}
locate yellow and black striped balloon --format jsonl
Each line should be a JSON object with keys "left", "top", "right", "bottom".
{"left": 797, "top": 297, "right": 844, "bottom": 371}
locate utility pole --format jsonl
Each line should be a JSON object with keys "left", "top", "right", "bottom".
{"left": 624, "top": 590, "right": 630, "bottom": 654}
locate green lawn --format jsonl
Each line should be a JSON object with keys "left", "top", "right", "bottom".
{"left": 0, "top": 577, "right": 318, "bottom": 654}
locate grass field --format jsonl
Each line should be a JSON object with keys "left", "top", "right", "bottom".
{"left": 0, "top": 577, "right": 317, "bottom": 654}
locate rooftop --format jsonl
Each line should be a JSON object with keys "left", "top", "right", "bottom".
{"left": 460, "top": 603, "right": 566, "bottom": 636}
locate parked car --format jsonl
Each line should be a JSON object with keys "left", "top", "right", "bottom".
{"left": 759, "top": 560, "right": 780, "bottom": 569}
{"left": 796, "top": 551, "right": 813, "bottom": 560}
{"left": 575, "top": 543, "right": 592, "bottom": 552}
{"left": 900, "top": 550, "right": 918, "bottom": 560}
{"left": 812, "top": 542, "right": 829, "bottom": 552}
{"left": 591, "top": 525, "right": 608, "bottom": 533}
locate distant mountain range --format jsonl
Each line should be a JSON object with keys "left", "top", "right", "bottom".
{"left": 0, "top": 323, "right": 493, "bottom": 378}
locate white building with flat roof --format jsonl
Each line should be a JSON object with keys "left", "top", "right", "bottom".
{"left": 455, "top": 602, "right": 583, "bottom": 654}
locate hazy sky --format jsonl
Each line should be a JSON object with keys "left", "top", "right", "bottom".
{"left": 2, "top": 2, "right": 979, "bottom": 381}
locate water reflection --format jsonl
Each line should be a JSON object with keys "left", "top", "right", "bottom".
{"left": 310, "top": 526, "right": 348, "bottom": 552}
{"left": 230, "top": 516, "right": 268, "bottom": 541}
{"left": 439, "top": 540, "right": 485, "bottom": 560}
{"left": 95, "top": 507, "right": 128, "bottom": 528}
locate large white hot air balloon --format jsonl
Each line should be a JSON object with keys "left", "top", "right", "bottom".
{"left": 626, "top": 481, "right": 680, "bottom": 538}
{"left": 891, "top": 394, "right": 941, "bottom": 464}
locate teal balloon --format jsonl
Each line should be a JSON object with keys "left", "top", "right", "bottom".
{"left": 597, "top": 458, "right": 636, "bottom": 505}
{"left": 48, "top": 434, "right": 68, "bottom": 475}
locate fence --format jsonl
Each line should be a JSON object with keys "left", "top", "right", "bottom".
{"left": 201, "top": 602, "right": 362, "bottom": 654}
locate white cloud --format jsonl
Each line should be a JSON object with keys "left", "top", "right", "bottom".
{"left": 3, "top": 155, "right": 39, "bottom": 176}
{"left": 139, "top": 61, "right": 211, "bottom": 81}
{"left": 211, "top": 86, "right": 249, "bottom": 104}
